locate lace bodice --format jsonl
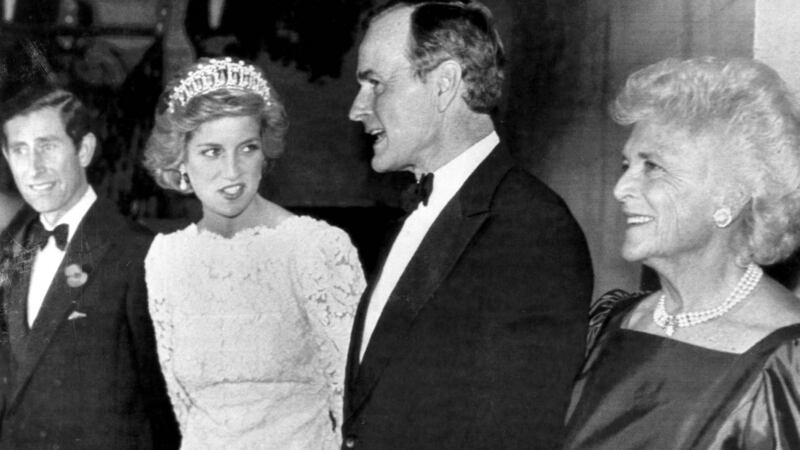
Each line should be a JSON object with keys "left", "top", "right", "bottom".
{"left": 145, "top": 216, "right": 365, "bottom": 449}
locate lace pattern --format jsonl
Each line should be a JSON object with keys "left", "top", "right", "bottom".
{"left": 290, "top": 225, "right": 364, "bottom": 431}
{"left": 145, "top": 216, "right": 364, "bottom": 449}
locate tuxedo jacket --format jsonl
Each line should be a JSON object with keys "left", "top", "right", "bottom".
{"left": 343, "top": 145, "right": 594, "bottom": 450}
{"left": 0, "top": 199, "right": 180, "bottom": 449}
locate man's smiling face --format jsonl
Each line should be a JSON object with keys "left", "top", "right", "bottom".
{"left": 2, "top": 106, "right": 91, "bottom": 224}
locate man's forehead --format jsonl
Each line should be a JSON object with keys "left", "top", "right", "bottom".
{"left": 5, "top": 107, "right": 66, "bottom": 135}
{"left": 358, "top": 7, "right": 413, "bottom": 67}
{"left": 369, "top": 6, "right": 413, "bottom": 37}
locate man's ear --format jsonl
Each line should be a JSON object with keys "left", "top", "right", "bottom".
{"left": 432, "top": 60, "right": 463, "bottom": 112}
{"left": 77, "top": 132, "right": 96, "bottom": 168}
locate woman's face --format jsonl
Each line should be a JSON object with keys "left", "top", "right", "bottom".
{"left": 184, "top": 115, "right": 264, "bottom": 223}
{"left": 613, "top": 121, "right": 722, "bottom": 266}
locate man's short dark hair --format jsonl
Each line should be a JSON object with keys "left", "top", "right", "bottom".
{"left": 0, "top": 85, "right": 94, "bottom": 150}
{"left": 371, "top": 0, "right": 505, "bottom": 113}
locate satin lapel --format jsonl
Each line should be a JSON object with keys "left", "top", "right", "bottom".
{"left": 344, "top": 283, "right": 375, "bottom": 412}
{"left": 2, "top": 208, "right": 38, "bottom": 360}
{"left": 344, "top": 216, "right": 405, "bottom": 407}
{"left": 8, "top": 201, "right": 113, "bottom": 408}
{"left": 5, "top": 256, "right": 32, "bottom": 362}
{"left": 350, "top": 198, "right": 489, "bottom": 414}
{"left": 348, "top": 145, "right": 515, "bottom": 416}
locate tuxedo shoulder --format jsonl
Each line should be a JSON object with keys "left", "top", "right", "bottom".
{"left": 493, "top": 166, "right": 572, "bottom": 215}
{"left": 89, "top": 199, "right": 155, "bottom": 248}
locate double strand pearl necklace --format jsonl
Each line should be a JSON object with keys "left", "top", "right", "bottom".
{"left": 653, "top": 263, "right": 763, "bottom": 337}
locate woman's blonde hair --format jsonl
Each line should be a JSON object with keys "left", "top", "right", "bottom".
{"left": 143, "top": 58, "right": 288, "bottom": 191}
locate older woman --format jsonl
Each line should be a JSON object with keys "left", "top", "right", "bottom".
{"left": 563, "top": 57, "right": 800, "bottom": 449}
{"left": 143, "top": 58, "right": 365, "bottom": 449}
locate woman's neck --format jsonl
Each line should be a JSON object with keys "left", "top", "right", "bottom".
{"left": 198, "top": 195, "right": 272, "bottom": 238}
{"left": 654, "top": 254, "right": 748, "bottom": 313}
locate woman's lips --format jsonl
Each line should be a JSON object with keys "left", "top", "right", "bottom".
{"left": 219, "top": 183, "right": 245, "bottom": 199}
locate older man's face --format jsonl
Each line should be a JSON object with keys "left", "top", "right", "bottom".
{"left": 349, "top": 7, "right": 440, "bottom": 175}
{"left": 2, "top": 107, "right": 92, "bottom": 225}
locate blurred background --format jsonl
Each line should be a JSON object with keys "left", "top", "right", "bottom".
{"left": 1, "top": 0, "right": 799, "bottom": 295}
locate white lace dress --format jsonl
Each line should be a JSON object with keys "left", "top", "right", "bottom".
{"left": 145, "top": 216, "right": 365, "bottom": 449}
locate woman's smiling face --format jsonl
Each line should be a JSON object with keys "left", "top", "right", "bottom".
{"left": 613, "top": 121, "right": 724, "bottom": 266}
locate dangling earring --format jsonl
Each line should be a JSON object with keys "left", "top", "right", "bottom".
{"left": 179, "top": 170, "right": 190, "bottom": 191}
{"left": 712, "top": 207, "right": 733, "bottom": 228}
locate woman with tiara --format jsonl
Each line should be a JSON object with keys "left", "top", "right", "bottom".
{"left": 143, "top": 58, "right": 365, "bottom": 448}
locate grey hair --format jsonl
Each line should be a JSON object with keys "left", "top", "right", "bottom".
{"left": 612, "top": 56, "right": 800, "bottom": 265}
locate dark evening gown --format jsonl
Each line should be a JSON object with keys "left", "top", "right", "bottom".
{"left": 564, "top": 290, "right": 800, "bottom": 450}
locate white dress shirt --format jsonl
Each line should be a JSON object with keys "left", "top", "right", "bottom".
{"left": 27, "top": 187, "right": 97, "bottom": 328}
{"left": 359, "top": 131, "right": 500, "bottom": 360}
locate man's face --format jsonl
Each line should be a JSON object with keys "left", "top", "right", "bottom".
{"left": 349, "top": 7, "right": 440, "bottom": 174}
{"left": 2, "top": 107, "right": 92, "bottom": 225}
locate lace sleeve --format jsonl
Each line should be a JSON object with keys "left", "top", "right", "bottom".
{"left": 292, "top": 224, "right": 366, "bottom": 436}
{"left": 145, "top": 236, "right": 191, "bottom": 432}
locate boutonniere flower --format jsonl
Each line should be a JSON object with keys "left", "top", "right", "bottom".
{"left": 64, "top": 263, "right": 89, "bottom": 288}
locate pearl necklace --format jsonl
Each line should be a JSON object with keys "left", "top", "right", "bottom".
{"left": 653, "top": 263, "right": 763, "bottom": 336}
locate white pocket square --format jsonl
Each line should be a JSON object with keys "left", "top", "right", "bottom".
{"left": 68, "top": 311, "right": 87, "bottom": 321}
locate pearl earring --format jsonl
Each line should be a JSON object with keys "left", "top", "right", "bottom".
{"left": 713, "top": 207, "right": 733, "bottom": 228}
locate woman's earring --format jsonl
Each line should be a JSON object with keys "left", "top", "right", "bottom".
{"left": 712, "top": 207, "right": 733, "bottom": 228}
{"left": 179, "top": 170, "right": 190, "bottom": 191}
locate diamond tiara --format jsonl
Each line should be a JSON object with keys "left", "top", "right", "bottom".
{"left": 167, "top": 58, "right": 273, "bottom": 113}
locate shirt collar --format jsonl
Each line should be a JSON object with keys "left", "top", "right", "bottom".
{"left": 40, "top": 186, "right": 97, "bottom": 243}
{"left": 426, "top": 131, "right": 499, "bottom": 208}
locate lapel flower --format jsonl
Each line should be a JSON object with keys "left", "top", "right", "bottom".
{"left": 64, "top": 263, "right": 89, "bottom": 288}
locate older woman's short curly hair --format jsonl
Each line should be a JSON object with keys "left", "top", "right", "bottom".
{"left": 143, "top": 58, "right": 288, "bottom": 192}
{"left": 612, "top": 56, "right": 800, "bottom": 265}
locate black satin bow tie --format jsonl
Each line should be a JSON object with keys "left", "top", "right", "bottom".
{"left": 401, "top": 173, "right": 434, "bottom": 213}
{"left": 30, "top": 222, "right": 69, "bottom": 251}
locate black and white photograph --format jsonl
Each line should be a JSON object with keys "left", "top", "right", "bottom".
{"left": 1, "top": 0, "right": 799, "bottom": 448}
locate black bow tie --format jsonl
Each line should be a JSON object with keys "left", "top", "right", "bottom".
{"left": 29, "top": 222, "right": 69, "bottom": 251}
{"left": 401, "top": 173, "right": 434, "bottom": 213}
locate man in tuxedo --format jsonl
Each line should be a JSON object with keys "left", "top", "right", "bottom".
{"left": 0, "top": 86, "right": 179, "bottom": 448}
{"left": 343, "top": 2, "right": 594, "bottom": 449}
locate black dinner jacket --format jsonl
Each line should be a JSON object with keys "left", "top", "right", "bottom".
{"left": 343, "top": 144, "right": 594, "bottom": 449}
{"left": 0, "top": 198, "right": 179, "bottom": 449}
